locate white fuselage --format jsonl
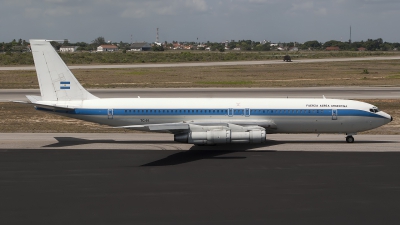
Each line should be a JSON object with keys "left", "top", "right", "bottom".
{"left": 36, "top": 97, "right": 392, "bottom": 134}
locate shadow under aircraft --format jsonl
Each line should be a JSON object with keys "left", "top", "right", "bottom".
{"left": 43, "top": 137, "right": 178, "bottom": 148}
{"left": 42, "top": 136, "right": 398, "bottom": 166}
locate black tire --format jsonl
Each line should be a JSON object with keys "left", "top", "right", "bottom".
{"left": 346, "top": 136, "right": 354, "bottom": 143}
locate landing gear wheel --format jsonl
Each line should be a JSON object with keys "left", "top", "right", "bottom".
{"left": 346, "top": 136, "right": 354, "bottom": 143}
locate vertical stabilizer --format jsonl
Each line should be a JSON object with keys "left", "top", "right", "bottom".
{"left": 30, "top": 39, "right": 98, "bottom": 101}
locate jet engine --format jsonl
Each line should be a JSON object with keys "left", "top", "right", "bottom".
{"left": 174, "top": 129, "right": 266, "bottom": 145}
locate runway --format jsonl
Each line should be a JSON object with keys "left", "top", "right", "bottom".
{"left": 1, "top": 133, "right": 399, "bottom": 151}
{"left": 2, "top": 86, "right": 400, "bottom": 102}
{"left": 1, "top": 56, "right": 400, "bottom": 71}
{"left": 1, "top": 133, "right": 400, "bottom": 224}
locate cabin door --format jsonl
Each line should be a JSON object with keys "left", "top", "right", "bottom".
{"left": 228, "top": 108, "right": 233, "bottom": 117}
{"left": 108, "top": 109, "right": 114, "bottom": 119}
{"left": 245, "top": 108, "right": 250, "bottom": 117}
{"left": 332, "top": 109, "right": 337, "bottom": 120}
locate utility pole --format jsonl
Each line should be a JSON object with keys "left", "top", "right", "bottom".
{"left": 349, "top": 26, "right": 352, "bottom": 44}
{"left": 156, "top": 28, "right": 159, "bottom": 43}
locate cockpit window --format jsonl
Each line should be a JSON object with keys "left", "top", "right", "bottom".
{"left": 370, "top": 107, "right": 380, "bottom": 113}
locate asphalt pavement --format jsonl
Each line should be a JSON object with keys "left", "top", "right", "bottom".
{"left": 1, "top": 56, "right": 400, "bottom": 71}
{"left": 2, "top": 87, "right": 400, "bottom": 102}
{"left": 2, "top": 146, "right": 400, "bottom": 224}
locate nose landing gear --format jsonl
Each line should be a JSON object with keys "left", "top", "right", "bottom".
{"left": 346, "top": 135, "right": 354, "bottom": 143}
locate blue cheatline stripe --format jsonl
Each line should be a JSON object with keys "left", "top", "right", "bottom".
{"left": 60, "top": 81, "right": 70, "bottom": 84}
{"left": 35, "top": 107, "right": 387, "bottom": 119}
{"left": 60, "top": 87, "right": 70, "bottom": 89}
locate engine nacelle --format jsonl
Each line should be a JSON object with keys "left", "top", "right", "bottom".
{"left": 174, "top": 129, "right": 266, "bottom": 144}
{"left": 230, "top": 130, "right": 266, "bottom": 143}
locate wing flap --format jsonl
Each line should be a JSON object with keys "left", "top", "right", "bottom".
{"left": 119, "top": 123, "right": 189, "bottom": 131}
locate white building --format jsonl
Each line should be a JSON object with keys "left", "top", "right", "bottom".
{"left": 97, "top": 45, "right": 118, "bottom": 52}
{"left": 60, "top": 46, "right": 78, "bottom": 52}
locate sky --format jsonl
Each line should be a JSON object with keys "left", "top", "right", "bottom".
{"left": 1, "top": 0, "right": 400, "bottom": 44}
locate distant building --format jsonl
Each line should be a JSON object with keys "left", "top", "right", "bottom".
{"left": 130, "top": 42, "right": 151, "bottom": 51}
{"left": 60, "top": 46, "right": 78, "bottom": 52}
{"left": 97, "top": 44, "right": 118, "bottom": 52}
{"left": 197, "top": 44, "right": 206, "bottom": 50}
{"left": 289, "top": 47, "right": 299, "bottom": 51}
{"left": 326, "top": 46, "right": 340, "bottom": 51}
{"left": 173, "top": 43, "right": 181, "bottom": 50}
{"left": 358, "top": 47, "right": 366, "bottom": 51}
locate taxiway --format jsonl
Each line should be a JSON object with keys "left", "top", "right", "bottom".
{"left": 2, "top": 87, "right": 400, "bottom": 102}
{"left": 1, "top": 56, "right": 400, "bottom": 71}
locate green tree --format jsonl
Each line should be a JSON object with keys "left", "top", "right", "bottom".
{"left": 50, "top": 41, "right": 62, "bottom": 50}
{"left": 93, "top": 36, "right": 106, "bottom": 46}
{"left": 253, "top": 43, "right": 270, "bottom": 51}
{"left": 152, "top": 45, "right": 164, "bottom": 51}
{"left": 301, "top": 40, "right": 321, "bottom": 50}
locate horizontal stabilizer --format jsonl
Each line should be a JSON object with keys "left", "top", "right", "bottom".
{"left": 33, "top": 103, "right": 76, "bottom": 111}
{"left": 13, "top": 99, "right": 76, "bottom": 111}
{"left": 26, "top": 95, "right": 42, "bottom": 103}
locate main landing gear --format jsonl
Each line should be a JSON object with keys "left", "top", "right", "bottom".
{"left": 346, "top": 135, "right": 354, "bottom": 143}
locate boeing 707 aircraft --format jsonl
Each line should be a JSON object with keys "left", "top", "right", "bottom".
{"left": 23, "top": 39, "right": 392, "bottom": 144}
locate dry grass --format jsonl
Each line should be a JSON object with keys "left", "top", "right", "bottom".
{"left": 0, "top": 102, "right": 138, "bottom": 133}
{"left": 359, "top": 99, "right": 400, "bottom": 135}
{"left": 1, "top": 100, "right": 398, "bottom": 134}
{"left": 1, "top": 60, "right": 400, "bottom": 89}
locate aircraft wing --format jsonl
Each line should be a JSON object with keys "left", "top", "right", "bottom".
{"left": 119, "top": 123, "right": 190, "bottom": 131}
{"left": 118, "top": 120, "right": 277, "bottom": 132}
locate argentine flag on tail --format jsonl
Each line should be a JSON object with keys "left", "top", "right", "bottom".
{"left": 60, "top": 81, "right": 70, "bottom": 89}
